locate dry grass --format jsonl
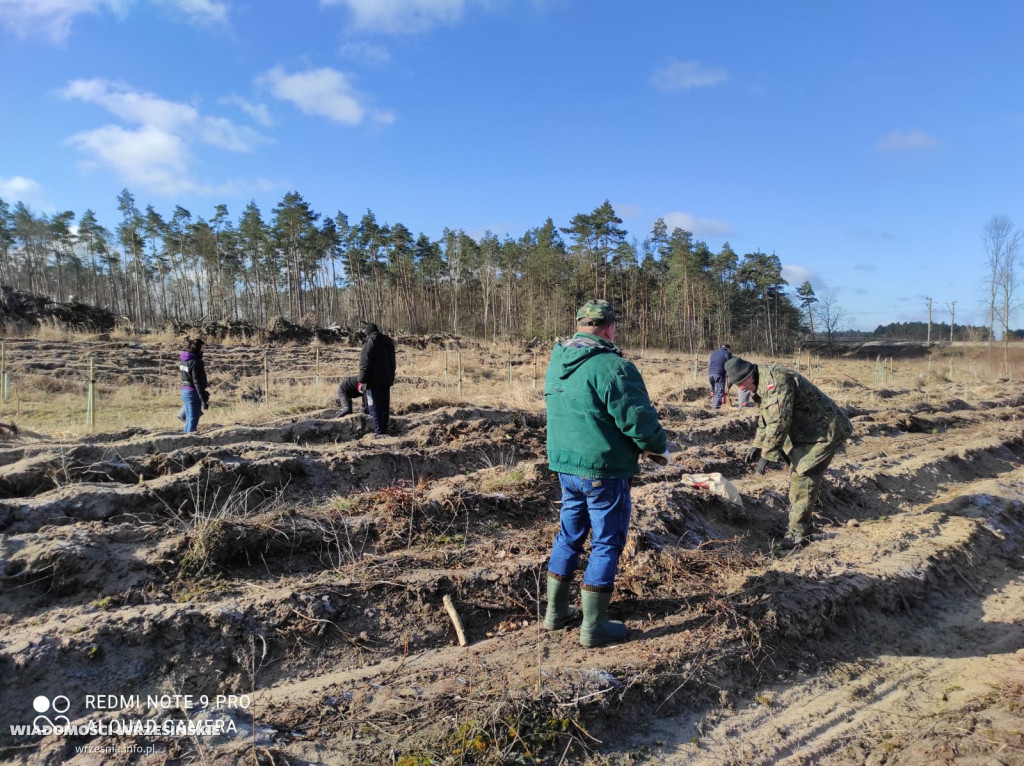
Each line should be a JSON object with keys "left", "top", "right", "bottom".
{"left": 13, "top": 322, "right": 197, "bottom": 346}
{"left": 0, "top": 335, "right": 1021, "bottom": 438}
{"left": 130, "top": 327, "right": 181, "bottom": 345}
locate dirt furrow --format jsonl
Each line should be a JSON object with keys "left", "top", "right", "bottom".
{"left": 206, "top": 510, "right": 992, "bottom": 764}
{"left": 626, "top": 466, "right": 1024, "bottom": 765}
{"left": 0, "top": 434, "right": 551, "bottom": 534}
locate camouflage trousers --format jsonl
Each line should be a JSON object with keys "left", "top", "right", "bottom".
{"left": 786, "top": 439, "right": 845, "bottom": 536}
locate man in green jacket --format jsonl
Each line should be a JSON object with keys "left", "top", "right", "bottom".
{"left": 725, "top": 356, "right": 853, "bottom": 549}
{"left": 543, "top": 299, "right": 669, "bottom": 647}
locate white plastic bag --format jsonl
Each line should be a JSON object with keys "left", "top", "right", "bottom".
{"left": 679, "top": 472, "right": 743, "bottom": 507}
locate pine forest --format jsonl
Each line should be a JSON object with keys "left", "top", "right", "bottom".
{"left": 0, "top": 190, "right": 812, "bottom": 352}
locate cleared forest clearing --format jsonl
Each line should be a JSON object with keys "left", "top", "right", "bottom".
{"left": 0, "top": 336, "right": 1022, "bottom": 765}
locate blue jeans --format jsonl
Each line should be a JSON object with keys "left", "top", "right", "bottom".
{"left": 709, "top": 374, "right": 726, "bottom": 408}
{"left": 366, "top": 387, "right": 391, "bottom": 435}
{"left": 181, "top": 388, "right": 202, "bottom": 433}
{"left": 547, "top": 474, "right": 632, "bottom": 588}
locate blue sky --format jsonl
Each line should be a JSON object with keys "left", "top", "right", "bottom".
{"left": 2, "top": 0, "right": 1022, "bottom": 330}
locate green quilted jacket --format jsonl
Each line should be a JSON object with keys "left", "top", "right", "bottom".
{"left": 544, "top": 333, "right": 667, "bottom": 478}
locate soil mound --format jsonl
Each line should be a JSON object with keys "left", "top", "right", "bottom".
{"left": 0, "top": 287, "right": 117, "bottom": 332}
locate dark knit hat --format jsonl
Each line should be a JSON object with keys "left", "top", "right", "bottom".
{"left": 724, "top": 356, "right": 755, "bottom": 386}
{"left": 576, "top": 299, "right": 616, "bottom": 326}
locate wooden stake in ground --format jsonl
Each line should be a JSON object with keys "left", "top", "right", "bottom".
{"left": 263, "top": 354, "right": 270, "bottom": 401}
{"left": 85, "top": 356, "right": 96, "bottom": 431}
{"left": 442, "top": 594, "right": 468, "bottom": 646}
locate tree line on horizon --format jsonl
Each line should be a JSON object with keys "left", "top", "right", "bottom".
{"left": 1, "top": 189, "right": 1016, "bottom": 352}
{"left": 869, "top": 321, "right": 1021, "bottom": 342}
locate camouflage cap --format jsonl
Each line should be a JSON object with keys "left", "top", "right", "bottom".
{"left": 724, "top": 356, "right": 756, "bottom": 386}
{"left": 576, "top": 299, "right": 616, "bottom": 326}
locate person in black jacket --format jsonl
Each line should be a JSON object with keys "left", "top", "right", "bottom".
{"left": 358, "top": 322, "right": 396, "bottom": 435}
{"left": 178, "top": 337, "right": 210, "bottom": 433}
{"left": 336, "top": 375, "right": 365, "bottom": 416}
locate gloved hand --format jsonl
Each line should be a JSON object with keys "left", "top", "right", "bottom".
{"left": 744, "top": 446, "right": 761, "bottom": 464}
{"left": 755, "top": 457, "right": 773, "bottom": 475}
{"left": 644, "top": 450, "right": 671, "bottom": 466}
{"left": 357, "top": 382, "right": 366, "bottom": 394}
{"left": 202, "top": 400, "right": 209, "bottom": 412}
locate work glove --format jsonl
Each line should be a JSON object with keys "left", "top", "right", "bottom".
{"left": 743, "top": 446, "right": 761, "bottom": 464}
{"left": 644, "top": 450, "right": 671, "bottom": 466}
{"left": 202, "top": 400, "right": 210, "bottom": 412}
{"left": 357, "top": 382, "right": 366, "bottom": 394}
{"left": 754, "top": 457, "right": 773, "bottom": 475}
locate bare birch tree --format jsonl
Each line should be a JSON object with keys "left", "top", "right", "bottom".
{"left": 982, "top": 215, "right": 1018, "bottom": 346}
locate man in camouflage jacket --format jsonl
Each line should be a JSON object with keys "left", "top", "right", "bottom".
{"left": 725, "top": 356, "right": 853, "bottom": 547}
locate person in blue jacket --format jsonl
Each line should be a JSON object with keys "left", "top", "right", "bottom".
{"left": 708, "top": 343, "right": 732, "bottom": 408}
{"left": 543, "top": 299, "right": 669, "bottom": 647}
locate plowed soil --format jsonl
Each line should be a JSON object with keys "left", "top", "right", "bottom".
{"left": 1, "top": 341, "right": 1022, "bottom": 766}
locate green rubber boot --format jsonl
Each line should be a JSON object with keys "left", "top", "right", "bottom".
{"left": 579, "top": 587, "right": 628, "bottom": 647}
{"left": 542, "top": 574, "right": 580, "bottom": 630}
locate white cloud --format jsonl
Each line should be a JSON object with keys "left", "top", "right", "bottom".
{"left": 662, "top": 211, "right": 731, "bottom": 238}
{"left": 782, "top": 264, "right": 829, "bottom": 292}
{"left": 62, "top": 78, "right": 197, "bottom": 129}
{"left": 66, "top": 124, "right": 196, "bottom": 196}
{"left": 0, "top": 175, "right": 44, "bottom": 200}
{"left": 153, "top": 0, "right": 228, "bottom": 26}
{"left": 876, "top": 128, "right": 941, "bottom": 152}
{"left": 0, "top": 0, "right": 127, "bottom": 41}
{"left": 63, "top": 78, "right": 265, "bottom": 150}
{"left": 198, "top": 116, "right": 268, "bottom": 151}
{"left": 338, "top": 39, "right": 391, "bottom": 65}
{"left": 0, "top": 175, "right": 56, "bottom": 211}
{"left": 0, "top": 0, "right": 226, "bottom": 40}
{"left": 221, "top": 94, "right": 273, "bottom": 126}
{"left": 61, "top": 78, "right": 266, "bottom": 195}
{"left": 258, "top": 65, "right": 391, "bottom": 125}
{"left": 322, "top": 0, "right": 465, "bottom": 34}
{"left": 652, "top": 60, "right": 729, "bottom": 91}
